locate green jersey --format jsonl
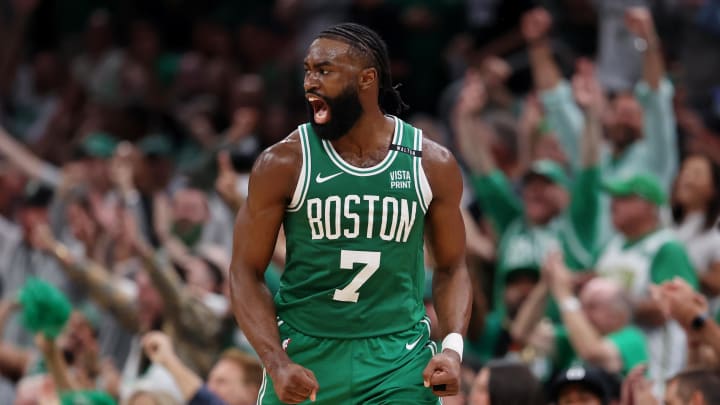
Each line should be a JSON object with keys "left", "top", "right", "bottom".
{"left": 471, "top": 167, "right": 600, "bottom": 318}
{"left": 554, "top": 324, "right": 649, "bottom": 375}
{"left": 276, "top": 117, "right": 432, "bottom": 338}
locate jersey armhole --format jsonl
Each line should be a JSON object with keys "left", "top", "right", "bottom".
{"left": 413, "top": 129, "right": 433, "bottom": 213}
{"left": 287, "top": 125, "right": 311, "bottom": 212}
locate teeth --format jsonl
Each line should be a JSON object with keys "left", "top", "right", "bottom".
{"left": 307, "top": 95, "right": 321, "bottom": 102}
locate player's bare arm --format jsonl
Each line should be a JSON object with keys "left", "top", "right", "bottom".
{"left": 229, "top": 131, "right": 319, "bottom": 404}
{"left": 421, "top": 138, "right": 472, "bottom": 397}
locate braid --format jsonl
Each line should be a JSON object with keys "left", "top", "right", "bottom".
{"left": 318, "top": 23, "right": 408, "bottom": 115}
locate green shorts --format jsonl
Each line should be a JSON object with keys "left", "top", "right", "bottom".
{"left": 257, "top": 316, "right": 441, "bottom": 405}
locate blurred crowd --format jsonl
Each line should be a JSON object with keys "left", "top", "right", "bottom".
{"left": 1, "top": 0, "right": 720, "bottom": 404}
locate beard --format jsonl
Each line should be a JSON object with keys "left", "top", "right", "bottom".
{"left": 306, "top": 85, "right": 363, "bottom": 141}
{"left": 606, "top": 124, "right": 641, "bottom": 151}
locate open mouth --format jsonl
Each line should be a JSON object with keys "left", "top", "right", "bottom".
{"left": 307, "top": 94, "right": 330, "bottom": 124}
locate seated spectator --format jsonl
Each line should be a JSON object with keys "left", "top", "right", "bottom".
{"left": 549, "top": 364, "right": 621, "bottom": 405}
{"left": 142, "top": 331, "right": 262, "bottom": 405}
{"left": 596, "top": 172, "right": 698, "bottom": 393}
{"left": 512, "top": 252, "right": 648, "bottom": 376}
{"left": 671, "top": 154, "right": 720, "bottom": 311}
{"left": 467, "top": 359, "right": 545, "bottom": 405}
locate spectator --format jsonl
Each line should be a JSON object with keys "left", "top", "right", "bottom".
{"left": 654, "top": 278, "right": 720, "bottom": 369}
{"left": 522, "top": 7, "right": 678, "bottom": 243}
{"left": 512, "top": 252, "right": 648, "bottom": 376}
{"left": 70, "top": 9, "right": 124, "bottom": 107}
{"left": 457, "top": 66, "right": 602, "bottom": 318}
{"left": 549, "top": 364, "right": 622, "bottom": 405}
{"left": 467, "top": 359, "right": 545, "bottom": 405}
{"left": 126, "top": 390, "right": 180, "bottom": 405}
{"left": 168, "top": 187, "right": 210, "bottom": 249}
{"left": 464, "top": 264, "right": 541, "bottom": 368}
{"left": 0, "top": 126, "right": 118, "bottom": 195}
{"left": 596, "top": 172, "right": 698, "bottom": 394}
{"left": 206, "top": 349, "right": 262, "bottom": 405}
{"left": 0, "top": 0, "right": 62, "bottom": 144}
{"left": 1, "top": 3, "right": 720, "bottom": 404}
{"left": 671, "top": 154, "right": 720, "bottom": 311}
{"left": 32, "top": 215, "right": 229, "bottom": 402}
{"left": 621, "top": 365, "right": 720, "bottom": 405}
{"left": 0, "top": 181, "right": 81, "bottom": 344}
{"left": 142, "top": 331, "right": 262, "bottom": 405}
{"left": 664, "top": 369, "right": 720, "bottom": 405}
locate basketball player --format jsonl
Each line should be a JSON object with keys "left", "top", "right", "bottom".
{"left": 230, "top": 23, "right": 471, "bottom": 404}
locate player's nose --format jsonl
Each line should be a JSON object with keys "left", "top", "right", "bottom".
{"left": 304, "top": 71, "right": 320, "bottom": 93}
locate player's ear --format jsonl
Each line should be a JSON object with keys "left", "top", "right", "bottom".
{"left": 358, "top": 67, "right": 377, "bottom": 91}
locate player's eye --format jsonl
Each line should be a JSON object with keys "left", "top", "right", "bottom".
{"left": 321, "top": 70, "right": 330, "bottom": 75}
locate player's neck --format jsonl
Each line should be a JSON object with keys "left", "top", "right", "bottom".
{"left": 331, "top": 108, "right": 394, "bottom": 155}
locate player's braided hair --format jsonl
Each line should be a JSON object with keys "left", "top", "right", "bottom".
{"left": 318, "top": 23, "right": 408, "bottom": 115}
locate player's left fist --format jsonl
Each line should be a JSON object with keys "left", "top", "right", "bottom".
{"left": 422, "top": 349, "right": 461, "bottom": 397}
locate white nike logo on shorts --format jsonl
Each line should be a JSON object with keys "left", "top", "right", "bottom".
{"left": 406, "top": 336, "right": 422, "bottom": 350}
{"left": 316, "top": 172, "right": 342, "bottom": 184}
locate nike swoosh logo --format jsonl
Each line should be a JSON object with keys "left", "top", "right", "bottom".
{"left": 406, "top": 336, "right": 422, "bottom": 351}
{"left": 316, "top": 172, "right": 342, "bottom": 184}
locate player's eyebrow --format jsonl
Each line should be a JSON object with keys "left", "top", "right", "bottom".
{"left": 303, "top": 60, "right": 334, "bottom": 69}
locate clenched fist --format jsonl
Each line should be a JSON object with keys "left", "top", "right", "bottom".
{"left": 270, "top": 362, "right": 319, "bottom": 404}
{"left": 422, "top": 350, "right": 462, "bottom": 397}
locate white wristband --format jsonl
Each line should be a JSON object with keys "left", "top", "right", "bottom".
{"left": 560, "top": 296, "right": 581, "bottom": 313}
{"left": 441, "top": 333, "right": 464, "bottom": 361}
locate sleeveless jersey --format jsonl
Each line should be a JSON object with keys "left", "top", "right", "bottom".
{"left": 276, "top": 116, "right": 433, "bottom": 338}
{"left": 595, "top": 229, "right": 675, "bottom": 300}
{"left": 595, "top": 228, "right": 687, "bottom": 393}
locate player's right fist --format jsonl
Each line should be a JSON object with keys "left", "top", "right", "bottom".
{"left": 521, "top": 8, "right": 552, "bottom": 43}
{"left": 270, "top": 362, "right": 319, "bottom": 404}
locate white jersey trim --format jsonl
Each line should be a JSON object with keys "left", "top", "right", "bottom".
{"left": 413, "top": 129, "right": 433, "bottom": 212}
{"left": 287, "top": 125, "right": 311, "bottom": 212}
{"left": 256, "top": 368, "right": 267, "bottom": 404}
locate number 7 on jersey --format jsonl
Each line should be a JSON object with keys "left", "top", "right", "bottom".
{"left": 333, "top": 250, "right": 381, "bottom": 303}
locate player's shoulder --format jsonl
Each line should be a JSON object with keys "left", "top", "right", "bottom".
{"left": 253, "top": 129, "right": 303, "bottom": 174}
{"left": 419, "top": 136, "right": 463, "bottom": 199}
{"left": 420, "top": 136, "right": 460, "bottom": 172}
{"left": 249, "top": 130, "right": 303, "bottom": 194}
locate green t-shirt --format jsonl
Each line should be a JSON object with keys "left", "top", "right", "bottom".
{"left": 553, "top": 325, "right": 648, "bottom": 375}
{"left": 648, "top": 241, "right": 698, "bottom": 287}
{"left": 61, "top": 390, "right": 116, "bottom": 405}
